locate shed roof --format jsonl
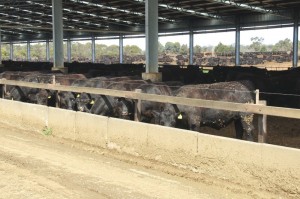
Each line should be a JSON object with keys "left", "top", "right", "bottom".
{"left": 0, "top": 0, "right": 299, "bottom": 42}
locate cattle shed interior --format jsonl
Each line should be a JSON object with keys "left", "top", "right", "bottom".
{"left": 0, "top": 1, "right": 299, "bottom": 148}
{"left": 0, "top": 0, "right": 299, "bottom": 68}
{"left": 0, "top": 0, "right": 299, "bottom": 88}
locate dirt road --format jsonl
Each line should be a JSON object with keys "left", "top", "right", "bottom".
{"left": 0, "top": 122, "right": 243, "bottom": 199}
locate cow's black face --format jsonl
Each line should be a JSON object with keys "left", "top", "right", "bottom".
{"left": 59, "top": 92, "right": 77, "bottom": 110}
{"left": 153, "top": 109, "right": 176, "bottom": 127}
{"left": 76, "top": 93, "right": 92, "bottom": 112}
{"left": 114, "top": 98, "right": 133, "bottom": 120}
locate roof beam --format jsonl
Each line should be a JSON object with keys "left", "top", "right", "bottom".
{"left": 211, "top": 0, "right": 292, "bottom": 18}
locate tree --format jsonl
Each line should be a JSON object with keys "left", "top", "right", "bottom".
{"left": 14, "top": 44, "right": 27, "bottom": 60}
{"left": 165, "top": 42, "right": 180, "bottom": 54}
{"left": 158, "top": 42, "right": 165, "bottom": 54}
{"left": 250, "top": 37, "right": 264, "bottom": 52}
{"left": 106, "top": 45, "right": 119, "bottom": 56}
{"left": 31, "top": 43, "right": 46, "bottom": 61}
{"left": 272, "top": 38, "right": 292, "bottom": 52}
{"left": 180, "top": 44, "right": 188, "bottom": 55}
{"left": 124, "top": 45, "right": 143, "bottom": 56}
{"left": 194, "top": 45, "right": 201, "bottom": 54}
{"left": 214, "top": 42, "right": 234, "bottom": 54}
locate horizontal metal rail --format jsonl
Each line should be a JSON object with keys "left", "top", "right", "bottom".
{"left": 1, "top": 79, "right": 300, "bottom": 119}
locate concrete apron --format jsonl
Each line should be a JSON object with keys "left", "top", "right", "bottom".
{"left": 0, "top": 99, "right": 299, "bottom": 196}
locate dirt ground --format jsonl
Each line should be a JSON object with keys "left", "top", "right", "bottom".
{"left": 0, "top": 117, "right": 299, "bottom": 199}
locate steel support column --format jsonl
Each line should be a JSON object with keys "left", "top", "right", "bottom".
{"left": 52, "top": 0, "right": 66, "bottom": 72}
{"left": 10, "top": 42, "right": 13, "bottom": 60}
{"left": 46, "top": 40, "right": 50, "bottom": 61}
{"left": 27, "top": 41, "right": 31, "bottom": 61}
{"left": 235, "top": 23, "right": 241, "bottom": 66}
{"left": 143, "top": 0, "right": 161, "bottom": 81}
{"left": 0, "top": 30, "right": 2, "bottom": 65}
{"left": 293, "top": 14, "right": 299, "bottom": 67}
{"left": 119, "top": 35, "right": 123, "bottom": 64}
{"left": 189, "top": 31, "right": 194, "bottom": 65}
{"left": 67, "top": 38, "right": 71, "bottom": 62}
{"left": 92, "top": 36, "right": 96, "bottom": 63}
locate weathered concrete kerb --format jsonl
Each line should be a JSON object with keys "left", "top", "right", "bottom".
{"left": 0, "top": 99, "right": 299, "bottom": 198}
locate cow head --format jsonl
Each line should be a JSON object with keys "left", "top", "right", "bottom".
{"left": 58, "top": 92, "right": 77, "bottom": 110}
{"left": 113, "top": 98, "right": 134, "bottom": 120}
{"left": 76, "top": 93, "right": 93, "bottom": 112}
{"left": 152, "top": 108, "right": 177, "bottom": 127}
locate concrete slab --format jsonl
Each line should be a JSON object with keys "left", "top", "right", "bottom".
{"left": 107, "top": 118, "right": 148, "bottom": 156}
{"left": 48, "top": 107, "right": 75, "bottom": 139}
{"left": 75, "top": 112, "right": 108, "bottom": 148}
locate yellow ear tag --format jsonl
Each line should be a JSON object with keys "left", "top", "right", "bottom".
{"left": 177, "top": 114, "right": 182, "bottom": 120}
{"left": 48, "top": 96, "right": 52, "bottom": 99}
{"left": 76, "top": 94, "right": 80, "bottom": 98}
{"left": 90, "top": 100, "right": 95, "bottom": 105}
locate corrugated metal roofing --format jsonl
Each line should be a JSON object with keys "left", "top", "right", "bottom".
{"left": 0, "top": 0, "right": 299, "bottom": 41}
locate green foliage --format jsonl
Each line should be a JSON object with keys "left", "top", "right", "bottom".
{"left": 124, "top": 45, "right": 143, "bottom": 56}
{"left": 180, "top": 44, "right": 188, "bottom": 55}
{"left": 194, "top": 45, "right": 201, "bottom": 54}
{"left": 158, "top": 42, "right": 165, "bottom": 54}
{"left": 250, "top": 37, "right": 264, "bottom": 52}
{"left": 42, "top": 126, "right": 52, "bottom": 136}
{"left": 272, "top": 38, "right": 292, "bottom": 52}
{"left": 214, "top": 42, "right": 234, "bottom": 54}
{"left": 165, "top": 41, "right": 180, "bottom": 54}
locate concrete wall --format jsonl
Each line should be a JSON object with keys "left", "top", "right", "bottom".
{"left": 0, "top": 99, "right": 299, "bottom": 195}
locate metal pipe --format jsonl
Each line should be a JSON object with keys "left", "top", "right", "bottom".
{"left": 52, "top": 0, "right": 64, "bottom": 69}
{"left": 235, "top": 22, "right": 241, "bottom": 66}
{"left": 293, "top": 13, "right": 299, "bottom": 67}
{"left": 189, "top": 31, "right": 194, "bottom": 65}
{"left": 119, "top": 35, "right": 123, "bottom": 64}
{"left": 10, "top": 42, "right": 13, "bottom": 60}
{"left": 0, "top": 30, "right": 2, "bottom": 64}
{"left": 92, "top": 36, "right": 95, "bottom": 63}
{"left": 145, "top": 0, "right": 158, "bottom": 73}
{"left": 67, "top": 38, "right": 71, "bottom": 62}
{"left": 46, "top": 39, "right": 50, "bottom": 61}
{"left": 27, "top": 41, "right": 31, "bottom": 61}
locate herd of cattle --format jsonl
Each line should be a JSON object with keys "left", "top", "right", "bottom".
{"left": 0, "top": 70, "right": 256, "bottom": 141}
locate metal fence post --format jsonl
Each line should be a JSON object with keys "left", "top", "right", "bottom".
{"left": 53, "top": 75, "right": 60, "bottom": 108}
{"left": 1, "top": 84, "right": 6, "bottom": 98}
{"left": 258, "top": 100, "right": 267, "bottom": 143}
{"left": 134, "top": 89, "right": 142, "bottom": 122}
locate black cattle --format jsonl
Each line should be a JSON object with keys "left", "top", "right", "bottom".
{"left": 4, "top": 73, "right": 42, "bottom": 102}
{"left": 154, "top": 81, "right": 255, "bottom": 141}
{"left": 89, "top": 80, "right": 150, "bottom": 119}
{"left": 135, "top": 83, "right": 174, "bottom": 123}
{"left": 76, "top": 76, "right": 143, "bottom": 113}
